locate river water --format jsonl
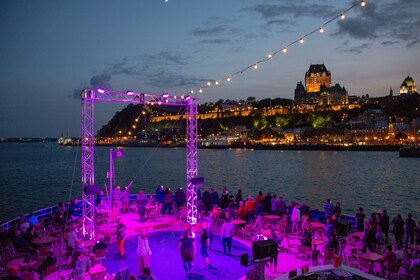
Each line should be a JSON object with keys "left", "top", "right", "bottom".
{"left": 0, "top": 142, "right": 418, "bottom": 224}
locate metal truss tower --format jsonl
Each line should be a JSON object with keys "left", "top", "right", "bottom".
{"left": 81, "top": 89, "right": 199, "bottom": 238}
{"left": 186, "top": 98, "right": 198, "bottom": 224}
{"left": 81, "top": 90, "right": 95, "bottom": 239}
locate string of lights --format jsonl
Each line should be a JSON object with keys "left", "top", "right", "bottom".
{"left": 179, "top": 0, "right": 366, "bottom": 97}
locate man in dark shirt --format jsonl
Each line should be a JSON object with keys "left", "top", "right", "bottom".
{"left": 263, "top": 193, "right": 272, "bottom": 214}
{"left": 92, "top": 236, "right": 108, "bottom": 254}
{"left": 355, "top": 207, "right": 366, "bottom": 232}
{"left": 36, "top": 251, "right": 57, "bottom": 275}
{"left": 379, "top": 209, "right": 390, "bottom": 243}
{"left": 202, "top": 189, "right": 211, "bottom": 212}
{"left": 246, "top": 262, "right": 265, "bottom": 280}
{"left": 405, "top": 213, "right": 417, "bottom": 248}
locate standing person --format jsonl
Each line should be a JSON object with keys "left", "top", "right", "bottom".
{"left": 203, "top": 212, "right": 214, "bottom": 248}
{"left": 301, "top": 219, "right": 312, "bottom": 248}
{"left": 379, "top": 210, "right": 390, "bottom": 243}
{"left": 333, "top": 202, "right": 342, "bottom": 217}
{"left": 245, "top": 196, "right": 256, "bottom": 223}
{"left": 200, "top": 228, "right": 210, "bottom": 265}
{"left": 178, "top": 227, "right": 196, "bottom": 276}
{"left": 112, "top": 186, "right": 122, "bottom": 215}
{"left": 121, "top": 187, "right": 130, "bottom": 215}
{"left": 115, "top": 218, "right": 127, "bottom": 257}
{"left": 161, "top": 188, "right": 173, "bottom": 215}
{"left": 355, "top": 208, "right": 366, "bottom": 232}
{"left": 175, "top": 188, "right": 186, "bottom": 209}
{"left": 255, "top": 192, "right": 264, "bottom": 205}
{"left": 155, "top": 185, "right": 165, "bottom": 206}
{"left": 220, "top": 218, "right": 235, "bottom": 255}
{"left": 263, "top": 192, "right": 272, "bottom": 214}
{"left": 220, "top": 186, "right": 229, "bottom": 209}
{"left": 323, "top": 199, "right": 334, "bottom": 218}
{"left": 268, "top": 228, "right": 280, "bottom": 273}
{"left": 405, "top": 213, "right": 416, "bottom": 248}
{"left": 392, "top": 214, "right": 405, "bottom": 248}
{"left": 291, "top": 204, "right": 301, "bottom": 233}
{"left": 277, "top": 196, "right": 286, "bottom": 217}
{"left": 210, "top": 188, "right": 220, "bottom": 208}
{"left": 271, "top": 195, "right": 278, "bottom": 215}
{"left": 234, "top": 189, "right": 243, "bottom": 208}
{"left": 137, "top": 190, "right": 148, "bottom": 222}
{"left": 137, "top": 229, "right": 152, "bottom": 276}
{"left": 202, "top": 188, "right": 211, "bottom": 212}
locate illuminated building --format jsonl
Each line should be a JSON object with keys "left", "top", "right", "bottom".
{"left": 294, "top": 64, "right": 348, "bottom": 106}
{"left": 399, "top": 75, "right": 417, "bottom": 95}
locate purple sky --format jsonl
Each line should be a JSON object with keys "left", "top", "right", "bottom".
{"left": 0, "top": 0, "right": 419, "bottom": 137}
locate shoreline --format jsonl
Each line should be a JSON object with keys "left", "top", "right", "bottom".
{"left": 67, "top": 142, "right": 403, "bottom": 152}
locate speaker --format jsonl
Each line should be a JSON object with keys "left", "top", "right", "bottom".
{"left": 240, "top": 253, "right": 249, "bottom": 266}
{"left": 336, "top": 219, "right": 352, "bottom": 237}
{"left": 252, "top": 240, "right": 278, "bottom": 260}
{"left": 190, "top": 177, "right": 204, "bottom": 186}
{"left": 84, "top": 185, "right": 100, "bottom": 195}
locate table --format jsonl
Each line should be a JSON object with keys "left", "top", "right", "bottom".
{"left": 310, "top": 222, "right": 325, "bottom": 230}
{"left": 82, "top": 240, "right": 96, "bottom": 250}
{"left": 231, "top": 219, "right": 247, "bottom": 236}
{"left": 89, "top": 263, "right": 107, "bottom": 277}
{"left": 409, "top": 244, "right": 420, "bottom": 252}
{"left": 232, "top": 219, "right": 246, "bottom": 225}
{"left": 32, "top": 236, "right": 55, "bottom": 246}
{"left": 353, "top": 232, "right": 365, "bottom": 239}
{"left": 263, "top": 215, "right": 281, "bottom": 221}
{"left": 312, "top": 239, "right": 325, "bottom": 250}
{"left": 6, "top": 258, "right": 37, "bottom": 271}
{"left": 361, "top": 251, "right": 382, "bottom": 262}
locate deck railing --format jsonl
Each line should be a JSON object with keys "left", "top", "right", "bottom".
{"left": 1, "top": 196, "right": 357, "bottom": 231}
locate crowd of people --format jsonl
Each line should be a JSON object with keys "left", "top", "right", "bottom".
{"left": 2, "top": 185, "right": 419, "bottom": 279}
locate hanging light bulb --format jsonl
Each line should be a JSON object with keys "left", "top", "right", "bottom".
{"left": 300, "top": 38, "right": 304, "bottom": 44}
{"left": 268, "top": 54, "right": 272, "bottom": 59}
{"left": 320, "top": 27, "right": 324, "bottom": 33}
{"left": 190, "top": 90, "right": 194, "bottom": 94}
{"left": 341, "top": 13, "right": 345, "bottom": 20}
{"left": 253, "top": 64, "right": 258, "bottom": 69}
{"left": 207, "top": 82, "right": 211, "bottom": 86}
{"left": 135, "top": 118, "right": 138, "bottom": 122}
{"left": 133, "top": 125, "right": 136, "bottom": 128}
{"left": 199, "top": 88, "right": 203, "bottom": 93}
{"left": 282, "top": 47, "right": 287, "bottom": 53}
{"left": 227, "top": 77, "right": 231, "bottom": 82}
{"left": 361, "top": 0, "right": 366, "bottom": 7}
{"left": 215, "top": 81, "right": 219, "bottom": 85}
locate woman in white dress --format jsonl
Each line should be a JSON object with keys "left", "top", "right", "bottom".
{"left": 137, "top": 228, "right": 152, "bottom": 275}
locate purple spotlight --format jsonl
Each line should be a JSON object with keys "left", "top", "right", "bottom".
{"left": 127, "top": 90, "right": 134, "bottom": 95}
{"left": 162, "top": 93, "right": 169, "bottom": 98}
{"left": 97, "top": 88, "right": 105, "bottom": 94}
{"left": 185, "top": 96, "right": 191, "bottom": 101}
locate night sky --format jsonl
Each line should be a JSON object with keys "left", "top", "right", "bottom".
{"left": 1, "top": 0, "right": 419, "bottom": 137}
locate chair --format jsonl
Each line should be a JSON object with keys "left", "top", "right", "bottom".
{"left": 44, "top": 263, "right": 57, "bottom": 277}
{"left": 387, "top": 263, "right": 401, "bottom": 280}
{"left": 38, "top": 246, "right": 51, "bottom": 261}
{"left": 323, "top": 250, "right": 335, "bottom": 265}
{"left": 297, "top": 245, "right": 310, "bottom": 260}
{"left": 95, "top": 248, "right": 108, "bottom": 267}
{"left": 20, "top": 270, "right": 35, "bottom": 280}
{"left": 358, "top": 256, "right": 372, "bottom": 273}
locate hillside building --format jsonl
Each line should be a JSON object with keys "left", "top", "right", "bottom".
{"left": 294, "top": 64, "right": 348, "bottom": 106}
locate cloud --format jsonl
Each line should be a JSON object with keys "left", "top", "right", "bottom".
{"left": 70, "top": 50, "right": 214, "bottom": 96}
{"left": 90, "top": 73, "right": 112, "bottom": 90}
{"left": 190, "top": 25, "right": 229, "bottom": 37}
{"left": 381, "top": 40, "right": 399, "bottom": 47}
{"left": 244, "top": 3, "right": 337, "bottom": 20}
{"left": 335, "top": 43, "right": 372, "bottom": 54}
{"left": 332, "top": 1, "right": 420, "bottom": 48}
{"left": 198, "top": 38, "right": 233, "bottom": 45}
